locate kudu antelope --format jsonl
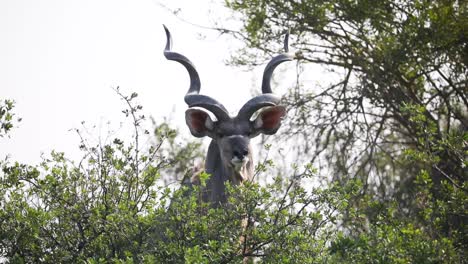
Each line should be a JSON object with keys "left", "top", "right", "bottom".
{"left": 163, "top": 25, "right": 294, "bottom": 205}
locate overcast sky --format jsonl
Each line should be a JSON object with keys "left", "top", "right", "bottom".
{"left": 1, "top": 0, "right": 289, "bottom": 164}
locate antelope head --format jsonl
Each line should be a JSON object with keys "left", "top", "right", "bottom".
{"left": 163, "top": 25, "right": 293, "bottom": 186}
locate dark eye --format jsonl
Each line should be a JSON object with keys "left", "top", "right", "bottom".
{"left": 217, "top": 132, "right": 224, "bottom": 138}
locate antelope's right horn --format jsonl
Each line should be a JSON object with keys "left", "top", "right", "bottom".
{"left": 163, "top": 25, "right": 230, "bottom": 121}
{"left": 238, "top": 31, "right": 294, "bottom": 120}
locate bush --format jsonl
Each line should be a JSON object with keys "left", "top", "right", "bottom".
{"left": 0, "top": 93, "right": 464, "bottom": 262}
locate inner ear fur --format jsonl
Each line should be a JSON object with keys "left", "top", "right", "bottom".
{"left": 253, "top": 105, "right": 286, "bottom": 135}
{"left": 185, "top": 108, "right": 214, "bottom": 138}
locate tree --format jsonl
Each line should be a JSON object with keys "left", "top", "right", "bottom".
{"left": 224, "top": 0, "right": 466, "bottom": 187}
{"left": 219, "top": 0, "right": 467, "bottom": 258}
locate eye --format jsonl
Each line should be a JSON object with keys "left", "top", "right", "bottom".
{"left": 217, "top": 132, "right": 224, "bottom": 138}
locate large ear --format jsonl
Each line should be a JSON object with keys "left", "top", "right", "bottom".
{"left": 252, "top": 105, "right": 286, "bottom": 135}
{"left": 185, "top": 108, "right": 214, "bottom": 138}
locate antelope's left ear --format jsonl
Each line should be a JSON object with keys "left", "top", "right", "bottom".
{"left": 252, "top": 105, "right": 286, "bottom": 135}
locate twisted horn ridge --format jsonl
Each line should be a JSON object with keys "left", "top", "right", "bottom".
{"left": 237, "top": 94, "right": 280, "bottom": 120}
{"left": 261, "top": 32, "right": 295, "bottom": 94}
{"left": 238, "top": 31, "right": 294, "bottom": 120}
{"left": 185, "top": 94, "right": 230, "bottom": 121}
{"left": 163, "top": 25, "right": 230, "bottom": 121}
{"left": 163, "top": 25, "right": 200, "bottom": 96}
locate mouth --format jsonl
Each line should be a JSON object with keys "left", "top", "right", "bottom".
{"left": 231, "top": 157, "right": 249, "bottom": 171}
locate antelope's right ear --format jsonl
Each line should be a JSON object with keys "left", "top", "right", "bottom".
{"left": 185, "top": 109, "right": 214, "bottom": 138}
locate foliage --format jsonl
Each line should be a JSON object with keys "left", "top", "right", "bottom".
{"left": 0, "top": 90, "right": 465, "bottom": 262}
{"left": 0, "top": 99, "right": 21, "bottom": 138}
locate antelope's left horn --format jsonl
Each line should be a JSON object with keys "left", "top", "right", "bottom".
{"left": 261, "top": 31, "right": 295, "bottom": 94}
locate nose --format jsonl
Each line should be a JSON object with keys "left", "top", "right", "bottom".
{"left": 233, "top": 149, "right": 249, "bottom": 159}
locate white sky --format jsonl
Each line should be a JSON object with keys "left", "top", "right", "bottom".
{"left": 0, "top": 0, "right": 288, "bottom": 164}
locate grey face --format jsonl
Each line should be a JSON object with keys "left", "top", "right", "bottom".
{"left": 218, "top": 135, "right": 250, "bottom": 170}
{"left": 185, "top": 107, "right": 286, "bottom": 173}
{"left": 214, "top": 118, "right": 252, "bottom": 170}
